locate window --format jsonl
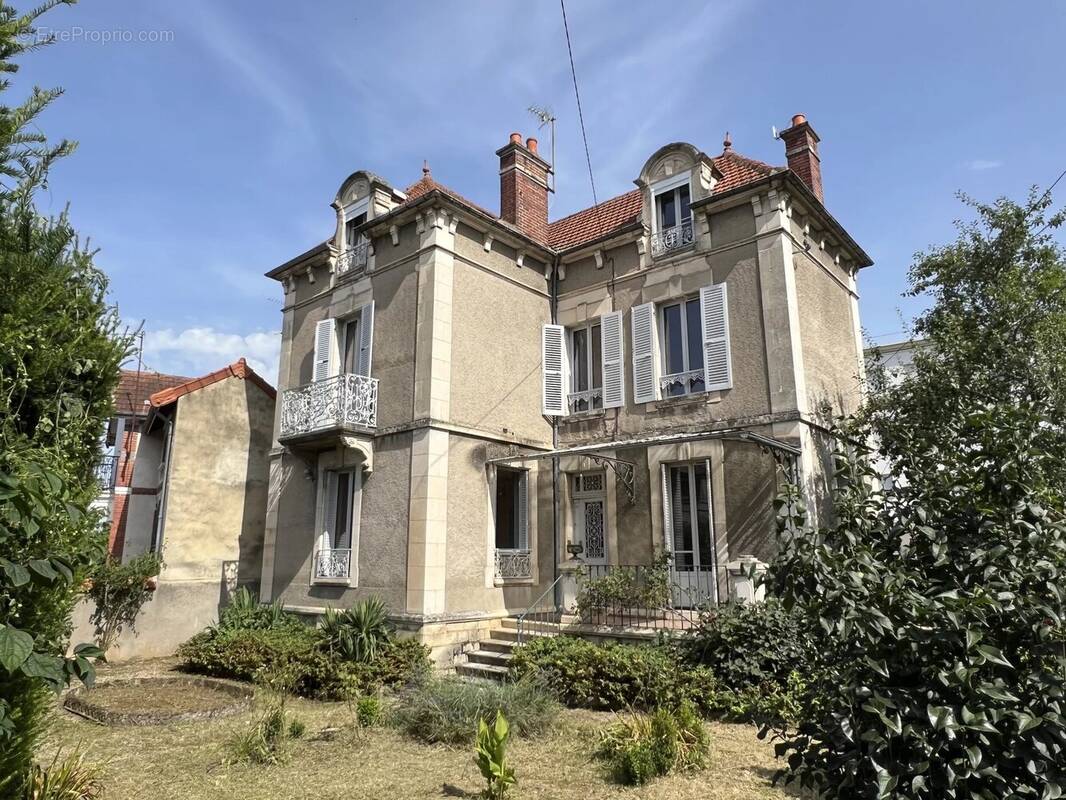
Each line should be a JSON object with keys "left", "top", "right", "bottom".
{"left": 663, "top": 461, "right": 717, "bottom": 606}
{"left": 655, "top": 184, "right": 690, "bottom": 232}
{"left": 341, "top": 316, "right": 360, "bottom": 374}
{"left": 494, "top": 467, "right": 530, "bottom": 580}
{"left": 569, "top": 323, "right": 602, "bottom": 412}
{"left": 660, "top": 297, "right": 705, "bottom": 396}
{"left": 345, "top": 212, "right": 367, "bottom": 249}
{"left": 315, "top": 468, "right": 357, "bottom": 581}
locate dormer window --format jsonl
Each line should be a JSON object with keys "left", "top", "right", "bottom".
{"left": 650, "top": 172, "right": 694, "bottom": 257}
{"left": 338, "top": 200, "right": 369, "bottom": 276}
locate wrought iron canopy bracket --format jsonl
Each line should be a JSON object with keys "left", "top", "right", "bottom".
{"left": 585, "top": 454, "right": 636, "bottom": 504}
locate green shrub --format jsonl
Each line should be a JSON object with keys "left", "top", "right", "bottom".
{"left": 595, "top": 701, "right": 709, "bottom": 785}
{"left": 228, "top": 701, "right": 304, "bottom": 766}
{"left": 678, "top": 599, "right": 810, "bottom": 691}
{"left": 391, "top": 675, "right": 559, "bottom": 745}
{"left": 177, "top": 627, "right": 429, "bottom": 701}
{"left": 509, "top": 635, "right": 718, "bottom": 712}
{"left": 575, "top": 552, "right": 672, "bottom": 618}
{"left": 85, "top": 552, "right": 163, "bottom": 654}
{"left": 355, "top": 695, "right": 382, "bottom": 728}
{"left": 319, "top": 597, "right": 391, "bottom": 663}
{"left": 216, "top": 587, "right": 293, "bottom": 632}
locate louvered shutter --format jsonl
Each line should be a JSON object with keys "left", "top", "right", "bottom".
{"left": 661, "top": 464, "right": 674, "bottom": 551}
{"left": 313, "top": 319, "right": 335, "bottom": 382}
{"left": 600, "top": 311, "right": 625, "bottom": 409}
{"left": 356, "top": 301, "right": 374, "bottom": 377}
{"left": 517, "top": 471, "right": 529, "bottom": 551}
{"left": 631, "top": 302, "right": 658, "bottom": 404}
{"left": 541, "top": 324, "right": 567, "bottom": 416}
{"left": 322, "top": 471, "right": 338, "bottom": 548}
{"left": 700, "top": 283, "right": 732, "bottom": 391}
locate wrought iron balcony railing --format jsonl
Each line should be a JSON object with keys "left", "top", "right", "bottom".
{"left": 279, "top": 373, "right": 378, "bottom": 440}
{"left": 313, "top": 548, "right": 351, "bottom": 580}
{"left": 650, "top": 217, "right": 694, "bottom": 257}
{"left": 659, "top": 368, "right": 705, "bottom": 397}
{"left": 567, "top": 387, "right": 603, "bottom": 414}
{"left": 494, "top": 548, "right": 532, "bottom": 580}
{"left": 94, "top": 455, "right": 117, "bottom": 491}
{"left": 336, "top": 240, "right": 369, "bottom": 277}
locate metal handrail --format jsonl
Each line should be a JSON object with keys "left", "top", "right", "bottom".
{"left": 515, "top": 573, "right": 566, "bottom": 645}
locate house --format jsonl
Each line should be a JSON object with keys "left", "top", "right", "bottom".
{"left": 75, "top": 359, "right": 276, "bottom": 660}
{"left": 865, "top": 338, "right": 923, "bottom": 384}
{"left": 259, "top": 114, "right": 871, "bottom": 665}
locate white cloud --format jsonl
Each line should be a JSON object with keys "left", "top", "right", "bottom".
{"left": 139, "top": 327, "right": 281, "bottom": 385}
{"left": 965, "top": 159, "right": 1003, "bottom": 171}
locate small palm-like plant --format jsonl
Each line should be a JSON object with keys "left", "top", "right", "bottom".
{"left": 25, "top": 750, "right": 102, "bottom": 800}
{"left": 319, "top": 596, "right": 391, "bottom": 662}
{"left": 474, "top": 711, "right": 516, "bottom": 799}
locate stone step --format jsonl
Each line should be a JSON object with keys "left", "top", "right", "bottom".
{"left": 456, "top": 661, "right": 509, "bottom": 681}
{"left": 491, "top": 625, "right": 559, "bottom": 643}
{"left": 467, "top": 649, "right": 513, "bottom": 668}
{"left": 477, "top": 638, "right": 517, "bottom": 653}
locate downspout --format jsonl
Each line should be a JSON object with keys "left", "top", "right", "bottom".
{"left": 550, "top": 255, "right": 561, "bottom": 609}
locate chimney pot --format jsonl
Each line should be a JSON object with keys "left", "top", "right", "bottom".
{"left": 526, "top": 137, "right": 538, "bottom": 154}
{"left": 791, "top": 113, "right": 807, "bottom": 127}
{"left": 509, "top": 132, "right": 522, "bottom": 144}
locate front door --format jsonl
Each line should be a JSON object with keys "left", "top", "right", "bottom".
{"left": 664, "top": 461, "right": 718, "bottom": 607}
{"left": 573, "top": 472, "right": 607, "bottom": 565}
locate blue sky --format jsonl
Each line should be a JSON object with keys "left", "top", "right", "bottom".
{"left": 15, "top": 0, "right": 1066, "bottom": 381}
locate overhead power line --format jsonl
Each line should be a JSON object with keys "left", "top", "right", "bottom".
{"left": 560, "top": 0, "right": 598, "bottom": 209}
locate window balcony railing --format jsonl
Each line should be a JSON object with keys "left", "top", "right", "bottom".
{"left": 279, "top": 373, "right": 378, "bottom": 440}
{"left": 336, "top": 240, "right": 369, "bottom": 277}
{"left": 94, "top": 454, "right": 117, "bottom": 491}
{"left": 494, "top": 548, "right": 532, "bottom": 580}
{"left": 659, "top": 368, "right": 704, "bottom": 397}
{"left": 650, "top": 217, "right": 694, "bottom": 257}
{"left": 313, "top": 548, "right": 351, "bottom": 581}
{"left": 567, "top": 388, "right": 602, "bottom": 414}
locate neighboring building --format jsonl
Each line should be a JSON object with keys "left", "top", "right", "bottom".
{"left": 260, "top": 114, "right": 872, "bottom": 664}
{"left": 865, "top": 338, "right": 923, "bottom": 384}
{"left": 94, "top": 368, "right": 190, "bottom": 547}
{"left": 76, "top": 359, "right": 276, "bottom": 660}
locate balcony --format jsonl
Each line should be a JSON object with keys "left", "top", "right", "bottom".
{"left": 313, "top": 548, "right": 351, "bottom": 581}
{"left": 494, "top": 548, "right": 532, "bottom": 581}
{"left": 279, "top": 373, "right": 378, "bottom": 445}
{"left": 336, "top": 240, "right": 369, "bottom": 278}
{"left": 650, "top": 217, "right": 694, "bottom": 257}
{"left": 94, "top": 455, "right": 117, "bottom": 491}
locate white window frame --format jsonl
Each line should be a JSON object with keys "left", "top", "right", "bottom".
{"left": 492, "top": 466, "right": 532, "bottom": 582}
{"left": 649, "top": 171, "right": 692, "bottom": 235}
{"left": 342, "top": 197, "right": 370, "bottom": 246}
{"left": 662, "top": 459, "right": 719, "bottom": 606}
{"left": 658, "top": 295, "right": 705, "bottom": 397}
{"left": 312, "top": 462, "right": 362, "bottom": 586}
{"left": 568, "top": 322, "right": 603, "bottom": 414}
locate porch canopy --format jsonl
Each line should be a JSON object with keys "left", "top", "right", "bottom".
{"left": 485, "top": 427, "right": 801, "bottom": 503}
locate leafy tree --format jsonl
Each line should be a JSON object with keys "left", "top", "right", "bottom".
{"left": 0, "top": 0, "right": 132, "bottom": 793}
{"left": 766, "top": 194, "right": 1066, "bottom": 798}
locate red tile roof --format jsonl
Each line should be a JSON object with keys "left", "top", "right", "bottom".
{"left": 403, "top": 171, "right": 497, "bottom": 219}
{"left": 148, "top": 358, "right": 277, "bottom": 408}
{"left": 115, "top": 369, "right": 190, "bottom": 417}
{"left": 546, "top": 150, "right": 779, "bottom": 252}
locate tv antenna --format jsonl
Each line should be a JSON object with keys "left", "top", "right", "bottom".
{"left": 528, "top": 104, "right": 556, "bottom": 193}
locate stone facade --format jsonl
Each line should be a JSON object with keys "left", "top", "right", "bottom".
{"left": 261, "top": 121, "right": 871, "bottom": 665}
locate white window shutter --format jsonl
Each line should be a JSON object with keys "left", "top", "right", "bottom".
{"left": 661, "top": 464, "right": 674, "bottom": 552}
{"left": 541, "top": 324, "right": 568, "bottom": 416}
{"left": 600, "top": 311, "right": 625, "bottom": 409}
{"left": 356, "top": 301, "right": 375, "bottom": 377}
{"left": 321, "top": 471, "right": 338, "bottom": 549}
{"left": 517, "top": 471, "right": 529, "bottom": 551}
{"left": 313, "top": 319, "right": 335, "bottom": 383}
{"left": 700, "top": 283, "right": 732, "bottom": 391}
{"left": 631, "top": 302, "right": 658, "bottom": 404}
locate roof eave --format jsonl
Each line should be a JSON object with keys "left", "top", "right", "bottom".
{"left": 265, "top": 241, "right": 330, "bottom": 280}
{"left": 555, "top": 220, "right": 645, "bottom": 260}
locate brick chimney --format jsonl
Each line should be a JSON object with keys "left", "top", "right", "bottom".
{"left": 780, "top": 114, "right": 823, "bottom": 203}
{"left": 497, "top": 132, "right": 551, "bottom": 242}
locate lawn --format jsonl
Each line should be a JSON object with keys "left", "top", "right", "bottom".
{"left": 43, "top": 659, "right": 800, "bottom": 800}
